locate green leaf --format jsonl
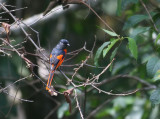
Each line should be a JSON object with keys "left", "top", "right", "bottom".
{"left": 101, "top": 28, "right": 118, "bottom": 37}
{"left": 123, "top": 15, "right": 149, "bottom": 30}
{"left": 147, "top": 56, "right": 160, "bottom": 77}
{"left": 155, "top": 33, "right": 160, "bottom": 45}
{"left": 128, "top": 37, "right": 138, "bottom": 60}
{"left": 103, "top": 39, "right": 119, "bottom": 57}
{"left": 97, "top": 26, "right": 118, "bottom": 36}
{"left": 94, "top": 41, "right": 110, "bottom": 66}
{"left": 141, "top": 54, "right": 154, "bottom": 64}
{"left": 130, "top": 27, "right": 150, "bottom": 38}
{"left": 153, "top": 70, "right": 160, "bottom": 81}
{"left": 109, "top": 47, "right": 118, "bottom": 71}
{"left": 150, "top": 88, "right": 160, "bottom": 105}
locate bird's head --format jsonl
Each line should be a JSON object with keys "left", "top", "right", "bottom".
{"left": 58, "top": 39, "right": 70, "bottom": 49}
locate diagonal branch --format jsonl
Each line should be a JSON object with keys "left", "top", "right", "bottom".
{"left": 139, "top": 0, "right": 159, "bottom": 32}
{"left": 74, "top": 89, "right": 84, "bottom": 119}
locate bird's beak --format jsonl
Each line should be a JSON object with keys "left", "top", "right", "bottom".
{"left": 67, "top": 43, "right": 70, "bottom": 46}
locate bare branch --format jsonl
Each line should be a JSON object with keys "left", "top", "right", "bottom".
{"left": 139, "top": 0, "right": 159, "bottom": 32}
{"left": 0, "top": 75, "right": 32, "bottom": 93}
{"left": 92, "top": 85, "right": 139, "bottom": 96}
{"left": 74, "top": 89, "right": 84, "bottom": 119}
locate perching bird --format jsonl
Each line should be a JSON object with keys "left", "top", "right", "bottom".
{"left": 46, "top": 39, "right": 70, "bottom": 96}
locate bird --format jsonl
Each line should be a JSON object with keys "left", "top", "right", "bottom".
{"left": 46, "top": 39, "right": 70, "bottom": 96}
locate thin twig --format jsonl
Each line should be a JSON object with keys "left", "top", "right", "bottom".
{"left": 0, "top": 7, "right": 27, "bottom": 15}
{"left": 80, "top": 1, "right": 120, "bottom": 39}
{"left": 74, "top": 89, "right": 84, "bottom": 119}
{"left": 90, "top": 58, "right": 115, "bottom": 83}
{"left": 0, "top": 3, "right": 48, "bottom": 61}
{"left": 88, "top": 74, "right": 156, "bottom": 92}
{"left": 2, "top": 90, "right": 34, "bottom": 102}
{"left": 92, "top": 85, "right": 139, "bottom": 96}
{"left": 0, "top": 75, "right": 32, "bottom": 93}
{"left": 139, "top": 0, "right": 159, "bottom": 32}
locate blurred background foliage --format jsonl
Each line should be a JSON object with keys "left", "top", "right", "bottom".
{"left": 1, "top": 0, "right": 160, "bottom": 119}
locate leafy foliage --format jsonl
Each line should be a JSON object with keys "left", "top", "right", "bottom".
{"left": 103, "top": 39, "right": 119, "bottom": 57}
{"left": 129, "top": 27, "right": 150, "bottom": 38}
{"left": 150, "top": 88, "right": 160, "bottom": 105}
{"left": 146, "top": 56, "right": 160, "bottom": 77}
{"left": 153, "top": 70, "right": 160, "bottom": 81}
{"left": 101, "top": 28, "right": 118, "bottom": 37}
{"left": 94, "top": 41, "right": 110, "bottom": 66}
{"left": 127, "top": 37, "right": 138, "bottom": 60}
{"left": 109, "top": 47, "right": 118, "bottom": 71}
{"left": 123, "top": 14, "right": 149, "bottom": 30}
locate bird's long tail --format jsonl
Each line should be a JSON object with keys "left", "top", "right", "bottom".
{"left": 46, "top": 70, "right": 54, "bottom": 91}
{"left": 46, "top": 70, "right": 57, "bottom": 96}
{"left": 46, "top": 63, "right": 58, "bottom": 96}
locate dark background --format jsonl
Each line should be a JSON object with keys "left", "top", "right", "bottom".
{"left": 0, "top": 0, "right": 160, "bottom": 119}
